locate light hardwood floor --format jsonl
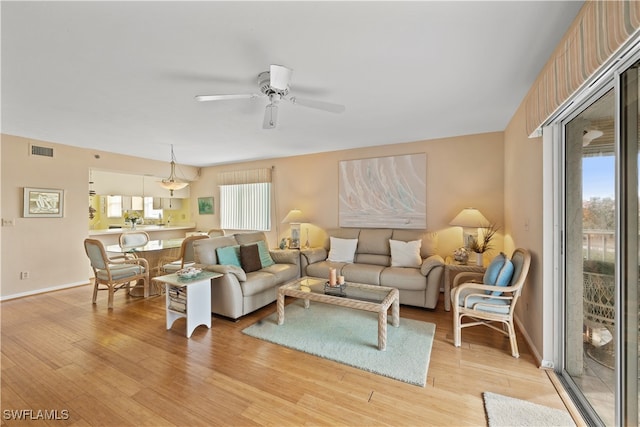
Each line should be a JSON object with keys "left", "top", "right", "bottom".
{"left": 2, "top": 283, "right": 575, "bottom": 426}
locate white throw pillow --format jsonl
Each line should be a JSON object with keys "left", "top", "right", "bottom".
{"left": 327, "top": 237, "right": 359, "bottom": 263}
{"left": 390, "top": 239, "right": 422, "bottom": 268}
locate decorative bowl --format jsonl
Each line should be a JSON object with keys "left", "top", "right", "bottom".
{"left": 176, "top": 267, "right": 202, "bottom": 279}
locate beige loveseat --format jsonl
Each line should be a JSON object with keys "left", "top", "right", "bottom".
{"left": 300, "top": 228, "right": 444, "bottom": 309}
{"left": 193, "top": 231, "right": 300, "bottom": 319}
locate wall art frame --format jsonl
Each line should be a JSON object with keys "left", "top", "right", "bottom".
{"left": 23, "top": 187, "right": 64, "bottom": 218}
{"left": 339, "top": 153, "right": 426, "bottom": 229}
{"left": 198, "top": 196, "right": 215, "bottom": 215}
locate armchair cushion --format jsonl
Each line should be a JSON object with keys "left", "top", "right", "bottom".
{"left": 97, "top": 264, "right": 145, "bottom": 280}
{"left": 389, "top": 239, "right": 422, "bottom": 267}
{"left": 456, "top": 288, "right": 510, "bottom": 314}
{"left": 327, "top": 237, "right": 358, "bottom": 263}
{"left": 216, "top": 245, "right": 241, "bottom": 267}
{"left": 483, "top": 252, "right": 514, "bottom": 295}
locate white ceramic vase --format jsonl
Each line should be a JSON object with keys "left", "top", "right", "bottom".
{"left": 475, "top": 252, "right": 483, "bottom": 266}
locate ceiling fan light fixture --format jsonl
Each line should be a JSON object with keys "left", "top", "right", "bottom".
{"left": 159, "top": 145, "right": 189, "bottom": 196}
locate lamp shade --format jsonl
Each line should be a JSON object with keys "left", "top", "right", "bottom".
{"left": 449, "top": 208, "right": 489, "bottom": 228}
{"left": 282, "top": 209, "right": 308, "bottom": 224}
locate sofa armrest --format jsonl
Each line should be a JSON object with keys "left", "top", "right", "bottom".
{"left": 202, "top": 264, "right": 247, "bottom": 282}
{"left": 269, "top": 249, "right": 299, "bottom": 265}
{"left": 300, "top": 247, "right": 328, "bottom": 265}
{"left": 420, "top": 254, "right": 445, "bottom": 276}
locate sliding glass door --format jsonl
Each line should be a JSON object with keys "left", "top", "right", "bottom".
{"left": 560, "top": 61, "right": 639, "bottom": 426}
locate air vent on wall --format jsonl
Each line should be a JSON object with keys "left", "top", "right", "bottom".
{"left": 30, "top": 144, "right": 54, "bottom": 157}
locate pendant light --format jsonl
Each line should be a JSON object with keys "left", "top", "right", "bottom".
{"left": 159, "top": 144, "right": 188, "bottom": 196}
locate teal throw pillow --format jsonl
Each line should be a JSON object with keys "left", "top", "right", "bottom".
{"left": 216, "top": 245, "right": 241, "bottom": 267}
{"left": 256, "top": 240, "right": 275, "bottom": 268}
{"left": 483, "top": 252, "right": 515, "bottom": 296}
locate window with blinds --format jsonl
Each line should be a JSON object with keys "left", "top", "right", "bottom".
{"left": 106, "top": 195, "right": 123, "bottom": 218}
{"left": 220, "top": 182, "right": 271, "bottom": 231}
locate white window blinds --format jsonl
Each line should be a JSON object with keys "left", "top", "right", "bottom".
{"left": 219, "top": 168, "right": 272, "bottom": 231}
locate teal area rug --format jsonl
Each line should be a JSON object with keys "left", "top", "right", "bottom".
{"left": 483, "top": 392, "right": 576, "bottom": 427}
{"left": 242, "top": 300, "right": 435, "bottom": 386}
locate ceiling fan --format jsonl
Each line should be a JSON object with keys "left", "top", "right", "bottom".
{"left": 195, "top": 64, "right": 345, "bottom": 129}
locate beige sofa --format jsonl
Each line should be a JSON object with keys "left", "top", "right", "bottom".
{"left": 300, "top": 228, "right": 444, "bottom": 309}
{"left": 193, "top": 231, "right": 300, "bottom": 319}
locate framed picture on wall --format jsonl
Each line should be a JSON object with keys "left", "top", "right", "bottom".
{"left": 339, "top": 153, "right": 426, "bottom": 228}
{"left": 23, "top": 187, "right": 64, "bottom": 218}
{"left": 198, "top": 197, "right": 214, "bottom": 215}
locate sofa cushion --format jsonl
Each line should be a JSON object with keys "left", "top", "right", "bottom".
{"left": 380, "top": 267, "right": 427, "bottom": 291}
{"left": 391, "top": 230, "right": 438, "bottom": 258}
{"left": 356, "top": 229, "right": 393, "bottom": 255}
{"left": 306, "top": 260, "right": 347, "bottom": 279}
{"left": 234, "top": 231, "right": 268, "bottom": 246}
{"left": 327, "top": 237, "right": 358, "bottom": 263}
{"left": 323, "top": 228, "right": 360, "bottom": 249}
{"left": 239, "top": 271, "right": 276, "bottom": 297}
{"left": 216, "top": 245, "right": 241, "bottom": 267}
{"left": 261, "top": 263, "right": 299, "bottom": 283}
{"left": 389, "top": 239, "right": 422, "bottom": 267}
{"left": 256, "top": 240, "right": 275, "bottom": 267}
{"left": 193, "top": 235, "right": 238, "bottom": 265}
{"left": 240, "top": 244, "right": 262, "bottom": 273}
{"left": 342, "top": 263, "right": 384, "bottom": 285}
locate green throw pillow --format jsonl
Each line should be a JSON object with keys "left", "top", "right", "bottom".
{"left": 256, "top": 240, "right": 275, "bottom": 267}
{"left": 216, "top": 245, "right": 241, "bottom": 267}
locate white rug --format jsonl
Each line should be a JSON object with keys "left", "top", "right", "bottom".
{"left": 483, "top": 392, "right": 575, "bottom": 427}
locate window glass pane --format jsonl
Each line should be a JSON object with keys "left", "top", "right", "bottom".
{"left": 106, "top": 195, "right": 122, "bottom": 218}
{"left": 565, "top": 89, "right": 615, "bottom": 425}
{"left": 143, "top": 196, "right": 162, "bottom": 220}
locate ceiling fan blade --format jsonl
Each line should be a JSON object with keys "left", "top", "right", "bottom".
{"left": 263, "top": 103, "right": 278, "bottom": 129}
{"left": 195, "top": 94, "right": 259, "bottom": 102}
{"left": 288, "top": 96, "right": 345, "bottom": 113}
{"left": 270, "top": 64, "right": 292, "bottom": 91}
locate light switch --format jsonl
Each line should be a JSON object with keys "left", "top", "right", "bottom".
{"left": 2, "top": 218, "right": 15, "bottom": 226}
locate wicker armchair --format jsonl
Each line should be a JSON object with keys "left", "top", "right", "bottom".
{"left": 160, "top": 235, "right": 210, "bottom": 273}
{"left": 84, "top": 238, "right": 149, "bottom": 309}
{"left": 451, "top": 248, "right": 531, "bottom": 358}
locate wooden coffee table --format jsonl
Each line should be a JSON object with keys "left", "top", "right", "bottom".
{"left": 277, "top": 276, "right": 399, "bottom": 350}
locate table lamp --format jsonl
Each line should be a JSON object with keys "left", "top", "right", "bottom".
{"left": 449, "top": 208, "right": 489, "bottom": 250}
{"left": 282, "top": 209, "right": 308, "bottom": 249}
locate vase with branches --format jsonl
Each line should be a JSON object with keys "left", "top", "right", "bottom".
{"left": 468, "top": 223, "right": 499, "bottom": 266}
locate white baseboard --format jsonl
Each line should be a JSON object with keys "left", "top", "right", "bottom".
{"left": 0, "top": 280, "right": 89, "bottom": 301}
{"left": 514, "top": 314, "right": 554, "bottom": 369}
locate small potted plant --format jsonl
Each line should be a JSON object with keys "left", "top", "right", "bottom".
{"left": 468, "top": 223, "right": 499, "bottom": 266}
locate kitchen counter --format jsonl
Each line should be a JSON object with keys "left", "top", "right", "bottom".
{"left": 88, "top": 224, "right": 197, "bottom": 246}
{"left": 88, "top": 224, "right": 196, "bottom": 236}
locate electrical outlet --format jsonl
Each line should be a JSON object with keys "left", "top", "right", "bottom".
{"left": 20, "top": 271, "right": 29, "bottom": 280}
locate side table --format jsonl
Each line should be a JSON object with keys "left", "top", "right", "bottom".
{"left": 152, "top": 271, "right": 222, "bottom": 338}
{"left": 443, "top": 259, "right": 486, "bottom": 311}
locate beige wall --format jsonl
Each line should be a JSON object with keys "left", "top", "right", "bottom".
{"left": 191, "top": 132, "right": 506, "bottom": 259}
{"left": 0, "top": 135, "right": 198, "bottom": 298}
{"left": 1, "top": 131, "right": 505, "bottom": 299}
{"left": 504, "top": 99, "right": 545, "bottom": 362}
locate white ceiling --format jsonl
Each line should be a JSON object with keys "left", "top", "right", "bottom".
{"left": 2, "top": 1, "right": 584, "bottom": 167}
